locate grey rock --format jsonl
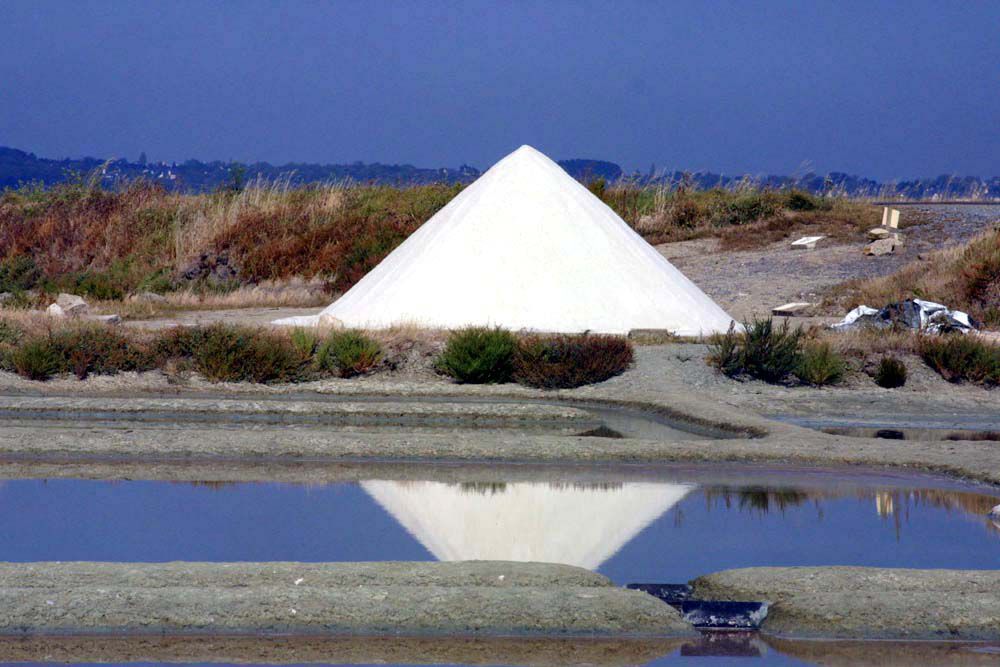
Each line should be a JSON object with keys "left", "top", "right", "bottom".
{"left": 863, "top": 238, "right": 898, "bottom": 256}
{"left": 46, "top": 303, "right": 66, "bottom": 318}
{"left": 0, "top": 292, "right": 13, "bottom": 305}
{"left": 867, "top": 227, "right": 890, "bottom": 240}
{"left": 55, "top": 293, "right": 89, "bottom": 316}
{"left": 88, "top": 314, "right": 122, "bottom": 325}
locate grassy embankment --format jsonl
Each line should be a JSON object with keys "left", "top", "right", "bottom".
{"left": 0, "top": 314, "right": 631, "bottom": 388}
{"left": 0, "top": 178, "right": 876, "bottom": 318}
{"left": 829, "top": 227, "right": 1000, "bottom": 327}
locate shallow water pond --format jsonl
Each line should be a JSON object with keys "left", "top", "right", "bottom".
{"left": 2, "top": 468, "right": 997, "bottom": 583}
{"left": 1, "top": 466, "right": 999, "bottom": 665}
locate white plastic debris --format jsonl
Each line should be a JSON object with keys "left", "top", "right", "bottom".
{"left": 831, "top": 299, "right": 977, "bottom": 334}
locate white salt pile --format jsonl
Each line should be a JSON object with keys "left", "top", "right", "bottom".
{"left": 275, "top": 145, "right": 736, "bottom": 335}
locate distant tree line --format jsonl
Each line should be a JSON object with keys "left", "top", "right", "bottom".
{"left": 1, "top": 145, "right": 996, "bottom": 199}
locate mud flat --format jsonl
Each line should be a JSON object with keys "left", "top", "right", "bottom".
{"left": 692, "top": 567, "right": 1000, "bottom": 640}
{"left": 0, "top": 388, "right": 999, "bottom": 488}
{"left": 0, "top": 634, "right": 689, "bottom": 666}
{"left": 0, "top": 561, "right": 694, "bottom": 638}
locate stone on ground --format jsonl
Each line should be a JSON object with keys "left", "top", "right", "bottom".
{"left": 864, "top": 238, "right": 899, "bottom": 256}
{"left": 868, "top": 227, "right": 890, "bottom": 240}
{"left": 55, "top": 293, "right": 89, "bottom": 316}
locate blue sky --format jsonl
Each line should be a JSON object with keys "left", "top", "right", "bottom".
{"left": 1, "top": 0, "right": 997, "bottom": 179}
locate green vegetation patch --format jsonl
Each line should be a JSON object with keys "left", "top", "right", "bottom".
{"left": 919, "top": 334, "right": 1000, "bottom": 387}
{"left": 514, "top": 334, "right": 633, "bottom": 389}
{"left": 436, "top": 327, "right": 519, "bottom": 384}
{"left": 316, "top": 330, "right": 382, "bottom": 378}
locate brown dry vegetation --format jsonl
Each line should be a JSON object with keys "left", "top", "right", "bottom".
{"left": 829, "top": 228, "right": 1000, "bottom": 326}
{"left": 0, "top": 178, "right": 877, "bottom": 310}
{"left": 593, "top": 181, "right": 880, "bottom": 250}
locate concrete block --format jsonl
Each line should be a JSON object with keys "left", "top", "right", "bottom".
{"left": 771, "top": 302, "right": 813, "bottom": 317}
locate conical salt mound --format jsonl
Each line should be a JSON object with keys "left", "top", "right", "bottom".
{"left": 276, "top": 145, "right": 735, "bottom": 335}
{"left": 362, "top": 480, "right": 693, "bottom": 570}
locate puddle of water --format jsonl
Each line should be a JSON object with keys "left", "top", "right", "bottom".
{"left": 774, "top": 414, "right": 1000, "bottom": 442}
{"left": 1, "top": 470, "right": 997, "bottom": 581}
{"left": 822, "top": 425, "right": 1000, "bottom": 442}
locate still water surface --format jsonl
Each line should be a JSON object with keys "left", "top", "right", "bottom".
{"left": 2, "top": 471, "right": 997, "bottom": 582}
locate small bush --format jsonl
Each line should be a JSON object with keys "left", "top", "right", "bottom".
{"left": 290, "top": 327, "right": 318, "bottom": 358}
{"left": 0, "top": 255, "right": 42, "bottom": 292}
{"left": 874, "top": 356, "right": 908, "bottom": 388}
{"left": 707, "top": 322, "right": 744, "bottom": 377}
{"left": 708, "top": 318, "right": 804, "bottom": 383}
{"left": 316, "top": 330, "right": 382, "bottom": 378}
{"left": 795, "top": 342, "right": 845, "bottom": 386}
{"left": 48, "top": 325, "right": 156, "bottom": 379}
{"left": 7, "top": 325, "right": 154, "bottom": 381}
{"left": 514, "top": 334, "right": 633, "bottom": 389}
{"left": 10, "top": 338, "right": 62, "bottom": 381}
{"left": 919, "top": 334, "right": 1000, "bottom": 387}
{"left": 785, "top": 190, "right": 820, "bottom": 211}
{"left": 158, "top": 324, "right": 306, "bottom": 383}
{"left": 436, "top": 327, "right": 518, "bottom": 384}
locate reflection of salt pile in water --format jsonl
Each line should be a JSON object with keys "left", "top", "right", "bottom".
{"left": 276, "top": 145, "right": 735, "bottom": 335}
{"left": 362, "top": 480, "right": 693, "bottom": 570}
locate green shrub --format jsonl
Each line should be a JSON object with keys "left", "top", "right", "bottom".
{"left": 9, "top": 338, "right": 62, "bottom": 381}
{"left": 436, "top": 327, "right": 518, "bottom": 383}
{"left": 7, "top": 325, "right": 154, "bottom": 381}
{"left": 741, "top": 318, "right": 803, "bottom": 382}
{"left": 785, "top": 190, "right": 821, "bottom": 211}
{"left": 47, "top": 325, "right": 156, "bottom": 379}
{"left": 874, "top": 356, "right": 908, "bottom": 388}
{"left": 795, "top": 342, "right": 845, "bottom": 386}
{"left": 707, "top": 322, "right": 744, "bottom": 377}
{"left": 513, "top": 334, "right": 633, "bottom": 389}
{"left": 0, "top": 255, "right": 42, "bottom": 292}
{"left": 919, "top": 334, "right": 1000, "bottom": 387}
{"left": 290, "top": 328, "right": 319, "bottom": 358}
{"left": 157, "top": 324, "right": 306, "bottom": 383}
{"left": 316, "top": 330, "right": 382, "bottom": 378}
{"left": 724, "top": 192, "right": 782, "bottom": 225}
{"left": 708, "top": 318, "right": 803, "bottom": 383}
{"left": 152, "top": 326, "right": 209, "bottom": 359}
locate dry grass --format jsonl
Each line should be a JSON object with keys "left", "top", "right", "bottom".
{"left": 828, "top": 228, "right": 1000, "bottom": 326}
{"left": 1, "top": 179, "right": 879, "bottom": 305}
{"left": 596, "top": 182, "right": 881, "bottom": 250}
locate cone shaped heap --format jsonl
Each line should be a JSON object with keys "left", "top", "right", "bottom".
{"left": 362, "top": 480, "right": 693, "bottom": 570}
{"left": 276, "top": 145, "right": 736, "bottom": 335}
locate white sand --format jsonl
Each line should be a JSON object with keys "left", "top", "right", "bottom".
{"left": 276, "top": 145, "right": 736, "bottom": 335}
